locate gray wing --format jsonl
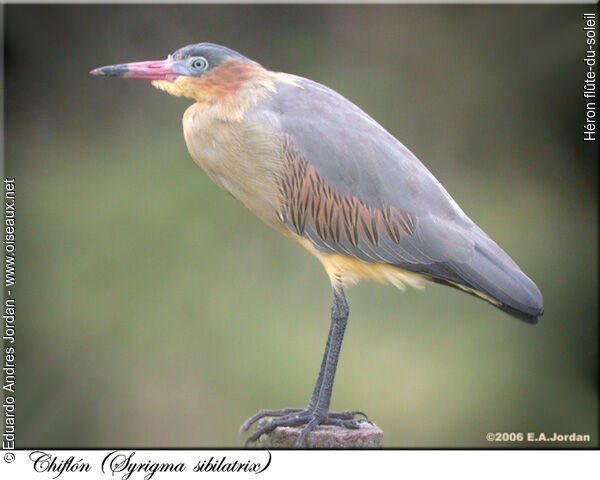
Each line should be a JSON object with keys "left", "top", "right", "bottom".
{"left": 256, "top": 77, "right": 543, "bottom": 320}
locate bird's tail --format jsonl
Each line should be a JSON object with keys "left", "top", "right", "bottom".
{"left": 442, "top": 228, "right": 544, "bottom": 324}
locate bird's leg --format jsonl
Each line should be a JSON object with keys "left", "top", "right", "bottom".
{"left": 305, "top": 310, "right": 334, "bottom": 410}
{"left": 240, "top": 308, "right": 366, "bottom": 433}
{"left": 239, "top": 321, "right": 334, "bottom": 433}
{"left": 304, "top": 294, "right": 369, "bottom": 422}
{"left": 242, "top": 285, "right": 369, "bottom": 447}
{"left": 292, "top": 286, "right": 357, "bottom": 446}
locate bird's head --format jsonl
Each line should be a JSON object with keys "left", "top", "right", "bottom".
{"left": 91, "top": 43, "right": 265, "bottom": 103}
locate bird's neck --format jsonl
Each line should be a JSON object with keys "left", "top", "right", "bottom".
{"left": 153, "top": 59, "right": 296, "bottom": 122}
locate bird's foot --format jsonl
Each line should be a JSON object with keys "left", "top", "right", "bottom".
{"left": 241, "top": 408, "right": 370, "bottom": 447}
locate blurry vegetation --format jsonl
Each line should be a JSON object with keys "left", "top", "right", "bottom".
{"left": 4, "top": 5, "right": 597, "bottom": 447}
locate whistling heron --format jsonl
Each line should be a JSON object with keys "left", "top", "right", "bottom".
{"left": 91, "top": 43, "right": 543, "bottom": 447}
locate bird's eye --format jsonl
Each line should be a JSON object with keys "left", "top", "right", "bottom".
{"left": 189, "top": 56, "right": 208, "bottom": 73}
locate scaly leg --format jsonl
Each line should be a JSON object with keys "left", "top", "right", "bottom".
{"left": 241, "top": 285, "right": 369, "bottom": 447}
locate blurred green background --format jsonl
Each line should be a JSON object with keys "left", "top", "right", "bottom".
{"left": 4, "top": 5, "right": 597, "bottom": 448}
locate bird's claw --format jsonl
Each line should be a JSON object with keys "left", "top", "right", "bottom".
{"left": 241, "top": 408, "right": 369, "bottom": 447}
{"left": 328, "top": 410, "right": 371, "bottom": 423}
{"left": 240, "top": 408, "right": 303, "bottom": 433}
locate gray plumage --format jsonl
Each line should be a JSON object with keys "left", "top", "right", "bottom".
{"left": 253, "top": 77, "right": 543, "bottom": 322}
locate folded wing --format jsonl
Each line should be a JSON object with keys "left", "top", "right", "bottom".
{"left": 260, "top": 77, "right": 543, "bottom": 322}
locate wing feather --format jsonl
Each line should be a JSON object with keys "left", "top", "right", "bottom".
{"left": 254, "top": 77, "right": 543, "bottom": 320}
